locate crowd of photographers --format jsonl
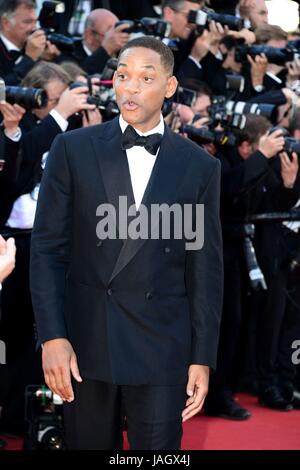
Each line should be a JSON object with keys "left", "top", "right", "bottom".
{"left": 0, "top": 0, "right": 300, "bottom": 442}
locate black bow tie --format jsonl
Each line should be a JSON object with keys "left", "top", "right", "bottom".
{"left": 121, "top": 125, "right": 163, "bottom": 156}
{"left": 9, "top": 50, "right": 23, "bottom": 62}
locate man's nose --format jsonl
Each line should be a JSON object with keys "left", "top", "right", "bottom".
{"left": 124, "top": 79, "right": 140, "bottom": 93}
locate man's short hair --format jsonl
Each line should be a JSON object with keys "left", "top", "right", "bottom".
{"left": 118, "top": 36, "right": 175, "bottom": 76}
{"left": 0, "top": 0, "right": 36, "bottom": 19}
{"left": 21, "top": 61, "right": 71, "bottom": 89}
{"left": 235, "top": 114, "right": 271, "bottom": 145}
{"left": 162, "top": 0, "right": 201, "bottom": 10}
{"left": 255, "top": 24, "right": 288, "bottom": 44}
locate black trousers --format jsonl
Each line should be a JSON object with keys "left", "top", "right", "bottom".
{"left": 63, "top": 379, "right": 187, "bottom": 450}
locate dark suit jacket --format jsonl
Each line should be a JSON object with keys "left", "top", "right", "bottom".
{"left": 0, "top": 38, "right": 35, "bottom": 86}
{"left": 58, "top": 40, "right": 110, "bottom": 75}
{"left": 61, "top": 0, "right": 158, "bottom": 33}
{"left": 0, "top": 131, "right": 21, "bottom": 228}
{"left": 30, "top": 117, "right": 223, "bottom": 385}
{"left": 0, "top": 113, "right": 67, "bottom": 228}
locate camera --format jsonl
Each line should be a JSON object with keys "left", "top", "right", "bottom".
{"left": 226, "top": 100, "right": 278, "bottom": 122}
{"left": 268, "top": 126, "right": 300, "bottom": 159}
{"left": 38, "top": 1, "right": 76, "bottom": 53}
{"left": 182, "top": 124, "right": 237, "bottom": 147}
{"left": 0, "top": 77, "right": 48, "bottom": 109}
{"left": 115, "top": 17, "right": 171, "bottom": 39}
{"left": 23, "top": 385, "right": 66, "bottom": 450}
{"left": 235, "top": 45, "right": 298, "bottom": 66}
{"left": 187, "top": 9, "right": 244, "bottom": 33}
{"left": 69, "top": 59, "right": 120, "bottom": 120}
{"left": 162, "top": 87, "right": 197, "bottom": 116}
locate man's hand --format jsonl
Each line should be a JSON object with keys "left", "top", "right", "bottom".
{"left": 42, "top": 338, "right": 82, "bottom": 402}
{"left": 0, "top": 102, "right": 25, "bottom": 137}
{"left": 54, "top": 86, "right": 96, "bottom": 120}
{"left": 82, "top": 107, "right": 102, "bottom": 127}
{"left": 258, "top": 129, "right": 285, "bottom": 159}
{"left": 248, "top": 53, "right": 268, "bottom": 88}
{"left": 280, "top": 151, "right": 299, "bottom": 188}
{"left": 25, "top": 30, "right": 47, "bottom": 61}
{"left": 0, "top": 236, "right": 16, "bottom": 283}
{"left": 40, "top": 40, "right": 61, "bottom": 61}
{"left": 102, "top": 23, "right": 130, "bottom": 56}
{"left": 182, "top": 364, "right": 209, "bottom": 422}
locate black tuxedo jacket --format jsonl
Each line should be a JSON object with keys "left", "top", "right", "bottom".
{"left": 58, "top": 40, "right": 110, "bottom": 75}
{"left": 30, "top": 117, "right": 223, "bottom": 385}
{"left": 0, "top": 38, "right": 35, "bottom": 86}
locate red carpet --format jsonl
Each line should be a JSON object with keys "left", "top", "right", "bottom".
{"left": 1, "top": 394, "right": 299, "bottom": 450}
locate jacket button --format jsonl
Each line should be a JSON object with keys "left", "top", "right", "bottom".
{"left": 164, "top": 247, "right": 171, "bottom": 253}
{"left": 146, "top": 291, "right": 153, "bottom": 300}
{"left": 107, "top": 288, "right": 113, "bottom": 296}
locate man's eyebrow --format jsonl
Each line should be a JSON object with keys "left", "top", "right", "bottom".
{"left": 117, "top": 63, "right": 156, "bottom": 71}
{"left": 141, "top": 65, "right": 156, "bottom": 71}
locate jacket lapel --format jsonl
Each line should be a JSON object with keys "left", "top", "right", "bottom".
{"left": 91, "top": 117, "right": 135, "bottom": 239}
{"left": 109, "top": 125, "right": 191, "bottom": 283}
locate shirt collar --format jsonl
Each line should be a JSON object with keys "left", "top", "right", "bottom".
{"left": 119, "top": 113, "right": 165, "bottom": 137}
{"left": 82, "top": 42, "right": 92, "bottom": 56}
{"left": 0, "top": 34, "right": 21, "bottom": 52}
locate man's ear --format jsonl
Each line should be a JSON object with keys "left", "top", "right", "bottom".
{"left": 165, "top": 75, "right": 178, "bottom": 99}
{"left": 163, "top": 6, "right": 174, "bottom": 22}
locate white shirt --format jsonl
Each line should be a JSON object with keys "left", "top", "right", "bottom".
{"left": 83, "top": 42, "right": 92, "bottom": 56}
{"left": 0, "top": 34, "right": 21, "bottom": 52}
{"left": 119, "top": 114, "right": 164, "bottom": 210}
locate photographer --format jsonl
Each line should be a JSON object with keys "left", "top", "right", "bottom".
{"left": 0, "top": 61, "right": 98, "bottom": 435}
{"left": 238, "top": 0, "right": 269, "bottom": 30}
{"left": 0, "top": 0, "right": 48, "bottom": 85}
{"left": 204, "top": 115, "right": 294, "bottom": 419}
{"left": 62, "top": 8, "right": 130, "bottom": 75}
{"left": 0, "top": 102, "right": 25, "bottom": 226}
{"left": 163, "top": 1, "right": 230, "bottom": 93}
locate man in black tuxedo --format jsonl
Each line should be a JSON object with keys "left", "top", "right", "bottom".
{"left": 0, "top": 0, "right": 47, "bottom": 85}
{"left": 62, "top": 8, "right": 129, "bottom": 75}
{"left": 30, "top": 36, "right": 223, "bottom": 450}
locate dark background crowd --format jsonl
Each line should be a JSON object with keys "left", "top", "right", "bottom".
{"left": 0, "top": 0, "right": 300, "bottom": 448}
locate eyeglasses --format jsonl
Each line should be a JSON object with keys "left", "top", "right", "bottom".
{"left": 91, "top": 29, "right": 104, "bottom": 38}
{"left": 47, "top": 97, "right": 60, "bottom": 106}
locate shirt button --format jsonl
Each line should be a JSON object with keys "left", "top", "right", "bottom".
{"left": 164, "top": 247, "right": 171, "bottom": 253}
{"left": 146, "top": 291, "right": 153, "bottom": 300}
{"left": 107, "top": 288, "right": 113, "bottom": 296}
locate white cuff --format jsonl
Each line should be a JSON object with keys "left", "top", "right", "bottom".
{"left": 50, "top": 109, "right": 69, "bottom": 132}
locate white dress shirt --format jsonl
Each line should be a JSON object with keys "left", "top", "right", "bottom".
{"left": 119, "top": 114, "right": 164, "bottom": 210}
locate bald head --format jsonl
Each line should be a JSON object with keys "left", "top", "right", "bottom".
{"left": 85, "top": 8, "right": 118, "bottom": 34}
{"left": 249, "top": 0, "right": 269, "bottom": 29}
{"left": 84, "top": 8, "right": 118, "bottom": 52}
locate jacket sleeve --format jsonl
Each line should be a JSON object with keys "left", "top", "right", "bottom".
{"left": 185, "top": 157, "right": 223, "bottom": 370}
{"left": 30, "top": 133, "right": 72, "bottom": 347}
